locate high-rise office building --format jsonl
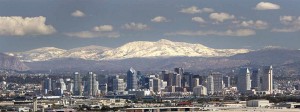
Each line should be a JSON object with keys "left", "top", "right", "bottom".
{"left": 73, "top": 72, "right": 82, "bottom": 96}
{"left": 261, "top": 66, "right": 273, "bottom": 93}
{"left": 193, "top": 85, "right": 207, "bottom": 96}
{"left": 43, "top": 78, "right": 52, "bottom": 94}
{"left": 112, "top": 75, "right": 125, "bottom": 93}
{"left": 163, "top": 71, "right": 174, "bottom": 86}
{"left": 211, "top": 72, "right": 224, "bottom": 94}
{"left": 237, "top": 68, "right": 251, "bottom": 93}
{"left": 251, "top": 68, "right": 260, "bottom": 90}
{"left": 86, "top": 72, "right": 98, "bottom": 96}
{"left": 149, "top": 77, "right": 162, "bottom": 93}
{"left": 127, "top": 67, "right": 138, "bottom": 91}
{"left": 183, "top": 72, "right": 193, "bottom": 90}
{"left": 174, "top": 67, "right": 184, "bottom": 75}
{"left": 206, "top": 74, "right": 214, "bottom": 94}
{"left": 173, "top": 74, "right": 181, "bottom": 87}
{"left": 192, "top": 78, "right": 199, "bottom": 88}
{"left": 54, "top": 78, "right": 66, "bottom": 96}
{"left": 223, "top": 75, "right": 230, "bottom": 88}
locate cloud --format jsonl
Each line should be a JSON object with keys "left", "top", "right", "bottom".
{"left": 122, "top": 22, "right": 149, "bottom": 30}
{"left": 255, "top": 2, "right": 280, "bottom": 10}
{"left": 192, "top": 17, "right": 205, "bottom": 23}
{"left": 66, "top": 25, "right": 119, "bottom": 38}
{"left": 272, "top": 16, "right": 300, "bottom": 32}
{"left": 280, "top": 16, "right": 294, "bottom": 24}
{"left": 93, "top": 25, "right": 113, "bottom": 32}
{"left": 239, "top": 20, "right": 268, "bottom": 29}
{"left": 0, "top": 16, "right": 56, "bottom": 36}
{"left": 209, "top": 12, "right": 235, "bottom": 23}
{"left": 151, "top": 16, "right": 168, "bottom": 23}
{"left": 66, "top": 31, "right": 119, "bottom": 38}
{"left": 180, "top": 6, "right": 214, "bottom": 14}
{"left": 71, "top": 10, "right": 85, "bottom": 17}
{"left": 165, "top": 29, "right": 255, "bottom": 37}
{"left": 202, "top": 8, "right": 215, "bottom": 13}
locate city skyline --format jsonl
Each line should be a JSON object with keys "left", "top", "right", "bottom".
{"left": 1, "top": 0, "right": 300, "bottom": 52}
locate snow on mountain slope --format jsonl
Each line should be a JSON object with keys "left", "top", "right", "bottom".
{"left": 101, "top": 39, "right": 250, "bottom": 60}
{"left": 8, "top": 39, "right": 250, "bottom": 62}
{"left": 63, "top": 45, "right": 111, "bottom": 60}
{"left": 10, "top": 46, "right": 110, "bottom": 62}
{"left": 13, "top": 47, "right": 66, "bottom": 62}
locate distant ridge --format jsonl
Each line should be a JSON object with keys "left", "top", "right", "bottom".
{"left": 0, "top": 53, "right": 29, "bottom": 71}
{"left": 7, "top": 39, "right": 250, "bottom": 62}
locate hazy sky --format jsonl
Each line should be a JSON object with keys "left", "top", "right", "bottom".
{"left": 0, "top": 0, "right": 300, "bottom": 52}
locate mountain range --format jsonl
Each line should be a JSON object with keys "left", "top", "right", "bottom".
{"left": 0, "top": 53, "right": 29, "bottom": 71}
{"left": 7, "top": 39, "right": 250, "bottom": 62}
{"left": 2, "top": 39, "right": 300, "bottom": 73}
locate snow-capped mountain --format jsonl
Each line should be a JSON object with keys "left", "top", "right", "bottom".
{"left": 12, "top": 47, "right": 66, "bottom": 62}
{"left": 63, "top": 45, "right": 111, "bottom": 60}
{"left": 101, "top": 39, "right": 250, "bottom": 60}
{"left": 8, "top": 39, "right": 251, "bottom": 62}
{"left": 10, "top": 46, "right": 110, "bottom": 62}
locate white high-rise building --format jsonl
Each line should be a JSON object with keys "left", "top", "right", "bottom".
{"left": 206, "top": 74, "right": 214, "bottom": 94}
{"left": 193, "top": 85, "right": 207, "bottom": 96}
{"left": 192, "top": 78, "right": 199, "bottom": 88}
{"left": 149, "top": 77, "right": 161, "bottom": 93}
{"left": 261, "top": 66, "right": 273, "bottom": 93}
{"left": 237, "top": 68, "right": 251, "bottom": 93}
{"left": 112, "top": 75, "right": 125, "bottom": 93}
{"left": 73, "top": 72, "right": 82, "bottom": 96}
{"left": 175, "top": 74, "right": 181, "bottom": 87}
{"left": 86, "top": 72, "right": 98, "bottom": 96}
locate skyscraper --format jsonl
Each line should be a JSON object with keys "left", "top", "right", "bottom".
{"left": 173, "top": 74, "right": 181, "bottom": 87}
{"left": 113, "top": 75, "right": 125, "bottom": 93}
{"left": 211, "top": 72, "right": 224, "bottom": 94}
{"left": 86, "top": 72, "right": 98, "bottom": 96}
{"left": 127, "top": 67, "right": 138, "bottom": 91}
{"left": 206, "top": 74, "right": 214, "bottom": 94}
{"left": 174, "top": 67, "right": 184, "bottom": 75}
{"left": 54, "top": 78, "right": 66, "bottom": 96}
{"left": 149, "top": 77, "right": 161, "bottom": 93}
{"left": 261, "top": 66, "right": 273, "bottom": 93}
{"left": 73, "top": 72, "right": 82, "bottom": 96}
{"left": 251, "top": 68, "right": 260, "bottom": 90}
{"left": 237, "top": 68, "right": 251, "bottom": 93}
{"left": 223, "top": 75, "right": 230, "bottom": 88}
{"left": 43, "top": 78, "right": 52, "bottom": 94}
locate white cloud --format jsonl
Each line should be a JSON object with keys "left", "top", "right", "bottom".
{"left": 165, "top": 29, "right": 255, "bottom": 37}
{"left": 272, "top": 16, "right": 300, "bottom": 32}
{"left": 71, "top": 10, "right": 85, "bottom": 17}
{"left": 123, "top": 22, "right": 149, "bottom": 30}
{"left": 192, "top": 17, "right": 205, "bottom": 23}
{"left": 255, "top": 2, "right": 280, "bottom": 10}
{"left": 272, "top": 28, "right": 300, "bottom": 33}
{"left": 66, "top": 31, "right": 119, "bottom": 38}
{"left": 202, "top": 8, "right": 215, "bottom": 13}
{"left": 151, "top": 16, "right": 168, "bottom": 23}
{"left": 66, "top": 25, "right": 119, "bottom": 38}
{"left": 209, "top": 12, "right": 235, "bottom": 22}
{"left": 180, "top": 6, "right": 214, "bottom": 14}
{"left": 239, "top": 20, "right": 268, "bottom": 29}
{"left": 93, "top": 25, "right": 113, "bottom": 32}
{"left": 180, "top": 6, "right": 201, "bottom": 14}
{"left": 280, "top": 16, "right": 294, "bottom": 24}
{"left": 0, "top": 16, "right": 56, "bottom": 36}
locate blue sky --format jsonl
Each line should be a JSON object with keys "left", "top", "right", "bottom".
{"left": 0, "top": 0, "right": 300, "bottom": 52}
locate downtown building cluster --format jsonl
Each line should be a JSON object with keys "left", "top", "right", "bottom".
{"left": 42, "top": 66, "right": 274, "bottom": 97}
